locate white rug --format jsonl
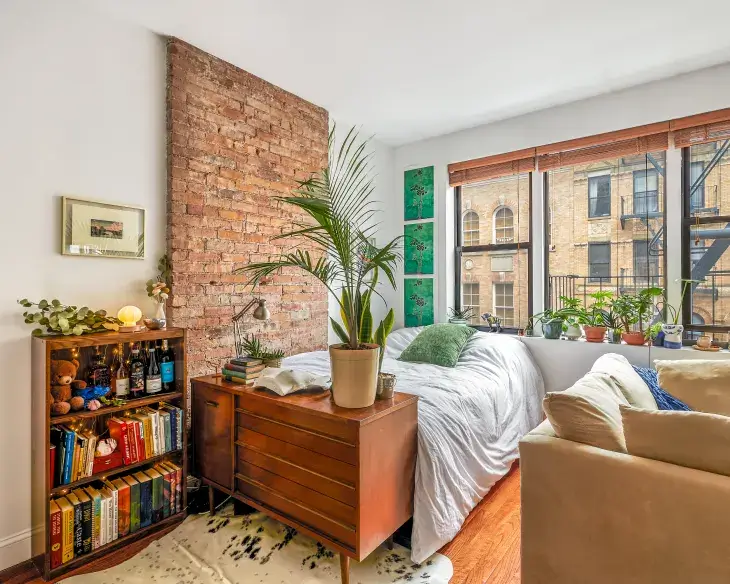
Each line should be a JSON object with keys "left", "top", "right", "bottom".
{"left": 63, "top": 507, "right": 453, "bottom": 583}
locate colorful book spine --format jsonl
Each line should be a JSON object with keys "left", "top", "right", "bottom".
{"left": 146, "top": 468, "right": 164, "bottom": 523}
{"left": 224, "top": 362, "right": 264, "bottom": 374}
{"left": 108, "top": 418, "right": 132, "bottom": 465}
{"left": 75, "top": 490, "right": 93, "bottom": 554}
{"left": 85, "top": 433, "right": 97, "bottom": 477}
{"left": 124, "top": 475, "right": 141, "bottom": 533}
{"left": 49, "top": 500, "right": 62, "bottom": 568}
{"left": 61, "top": 428, "right": 75, "bottom": 485}
{"left": 65, "top": 492, "right": 83, "bottom": 557}
{"left": 161, "top": 411, "right": 172, "bottom": 453}
{"left": 148, "top": 410, "right": 161, "bottom": 456}
{"left": 166, "top": 462, "right": 182, "bottom": 512}
{"left": 112, "top": 478, "right": 131, "bottom": 537}
{"left": 56, "top": 497, "right": 74, "bottom": 564}
{"left": 230, "top": 357, "right": 263, "bottom": 367}
{"left": 99, "top": 492, "right": 108, "bottom": 547}
{"left": 221, "top": 367, "right": 259, "bottom": 381}
{"left": 103, "top": 481, "right": 119, "bottom": 541}
{"left": 134, "top": 472, "right": 153, "bottom": 528}
{"left": 84, "top": 487, "right": 102, "bottom": 550}
{"left": 155, "top": 465, "right": 172, "bottom": 518}
{"left": 167, "top": 408, "right": 178, "bottom": 451}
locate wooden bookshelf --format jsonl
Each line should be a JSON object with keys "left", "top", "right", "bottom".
{"left": 31, "top": 327, "right": 188, "bottom": 581}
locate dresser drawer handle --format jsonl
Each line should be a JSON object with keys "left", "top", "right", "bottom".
{"left": 205, "top": 400, "right": 219, "bottom": 408}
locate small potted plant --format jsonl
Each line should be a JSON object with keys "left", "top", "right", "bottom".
{"left": 660, "top": 279, "right": 700, "bottom": 349}
{"left": 560, "top": 297, "right": 583, "bottom": 341}
{"left": 611, "top": 287, "right": 662, "bottom": 346}
{"left": 646, "top": 323, "right": 664, "bottom": 347}
{"left": 581, "top": 291, "right": 612, "bottom": 343}
{"left": 531, "top": 298, "right": 582, "bottom": 340}
{"left": 447, "top": 306, "right": 475, "bottom": 325}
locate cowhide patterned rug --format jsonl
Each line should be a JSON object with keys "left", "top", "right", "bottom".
{"left": 63, "top": 506, "right": 453, "bottom": 583}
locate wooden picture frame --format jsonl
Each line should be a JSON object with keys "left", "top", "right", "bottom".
{"left": 62, "top": 196, "right": 145, "bottom": 259}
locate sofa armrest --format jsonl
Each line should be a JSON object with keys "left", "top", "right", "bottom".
{"left": 520, "top": 433, "right": 730, "bottom": 584}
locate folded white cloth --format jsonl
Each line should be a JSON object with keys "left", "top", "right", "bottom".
{"left": 253, "top": 367, "right": 331, "bottom": 396}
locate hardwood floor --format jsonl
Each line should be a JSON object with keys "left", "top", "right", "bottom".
{"left": 440, "top": 465, "right": 521, "bottom": 584}
{"left": 4, "top": 468, "right": 522, "bottom": 584}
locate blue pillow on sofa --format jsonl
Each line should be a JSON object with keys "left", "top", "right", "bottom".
{"left": 632, "top": 366, "right": 692, "bottom": 411}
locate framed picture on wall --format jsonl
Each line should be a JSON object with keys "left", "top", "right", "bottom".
{"left": 404, "top": 222, "right": 434, "bottom": 275}
{"left": 404, "top": 166, "right": 435, "bottom": 220}
{"left": 61, "top": 196, "right": 145, "bottom": 259}
{"left": 404, "top": 277, "right": 434, "bottom": 327}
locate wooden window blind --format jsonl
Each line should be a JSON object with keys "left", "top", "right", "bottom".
{"left": 448, "top": 148, "right": 536, "bottom": 186}
{"left": 671, "top": 108, "right": 730, "bottom": 147}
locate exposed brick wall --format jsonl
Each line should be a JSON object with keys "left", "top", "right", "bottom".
{"left": 166, "top": 38, "right": 329, "bottom": 379}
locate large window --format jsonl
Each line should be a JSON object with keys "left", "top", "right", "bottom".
{"left": 456, "top": 173, "right": 531, "bottom": 332}
{"left": 588, "top": 243, "right": 611, "bottom": 281}
{"left": 683, "top": 139, "right": 730, "bottom": 341}
{"left": 493, "top": 283, "right": 515, "bottom": 327}
{"left": 588, "top": 174, "right": 611, "bottom": 218}
{"left": 546, "top": 152, "right": 666, "bottom": 310}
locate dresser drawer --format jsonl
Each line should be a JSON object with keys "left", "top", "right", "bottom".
{"left": 237, "top": 445, "right": 357, "bottom": 507}
{"left": 236, "top": 475, "right": 356, "bottom": 549}
{"left": 192, "top": 383, "right": 233, "bottom": 489}
{"left": 236, "top": 396, "right": 357, "bottom": 444}
{"left": 237, "top": 427, "right": 356, "bottom": 486}
{"left": 236, "top": 458, "right": 355, "bottom": 526}
{"left": 237, "top": 411, "right": 357, "bottom": 465}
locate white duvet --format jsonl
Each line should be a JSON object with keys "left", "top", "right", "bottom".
{"left": 283, "top": 327, "right": 545, "bottom": 563}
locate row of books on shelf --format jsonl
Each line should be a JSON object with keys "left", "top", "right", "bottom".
{"left": 50, "top": 462, "right": 183, "bottom": 569}
{"left": 221, "top": 356, "right": 264, "bottom": 385}
{"left": 51, "top": 403, "right": 184, "bottom": 487}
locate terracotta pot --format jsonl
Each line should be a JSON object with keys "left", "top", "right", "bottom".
{"left": 622, "top": 331, "right": 646, "bottom": 346}
{"left": 584, "top": 326, "right": 607, "bottom": 343}
{"left": 376, "top": 372, "right": 397, "bottom": 400}
{"left": 329, "top": 343, "right": 379, "bottom": 408}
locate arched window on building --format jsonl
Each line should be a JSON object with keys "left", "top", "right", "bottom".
{"left": 493, "top": 206, "right": 514, "bottom": 243}
{"left": 463, "top": 210, "right": 480, "bottom": 246}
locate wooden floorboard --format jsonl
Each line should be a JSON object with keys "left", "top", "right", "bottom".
{"left": 5, "top": 468, "right": 522, "bottom": 584}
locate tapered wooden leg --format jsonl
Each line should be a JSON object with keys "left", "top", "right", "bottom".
{"left": 339, "top": 553, "right": 350, "bottom": 584}
{"left": 386, "top": 535, "right": 394, "bottom": 550}
{"left": 208, "top": 485, "right": 215, "bottom": 515}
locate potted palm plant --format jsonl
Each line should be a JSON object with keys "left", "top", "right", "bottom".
{"left": 236, "top": 127, "right": 401, "bottom": 409}
{"left": 581, "top": 291, "right": 612, "bottom": 343}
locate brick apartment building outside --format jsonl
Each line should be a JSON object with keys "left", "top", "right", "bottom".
{"left": 459, "top": 141, "right": 730, "bottom": 338}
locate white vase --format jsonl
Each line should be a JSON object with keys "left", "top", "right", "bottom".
{"left": 565, "top": 323, "right": 581, "bottom": 341}
{"left": 155, "top": 301, "right": 167, "bottom": 328}
{"left": 662, "top": 324, "right": 683, "bottom": 349}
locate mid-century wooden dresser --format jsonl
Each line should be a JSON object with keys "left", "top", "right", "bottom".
{"left": 191, "top": 375, "right": 418, "bottom": 584}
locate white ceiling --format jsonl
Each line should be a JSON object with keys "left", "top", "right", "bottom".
{"left": 89, "top": 0, "right": 730, "bottom": 146}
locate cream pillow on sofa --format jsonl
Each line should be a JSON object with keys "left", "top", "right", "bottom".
{"left": 543, "top": 371, "right": 629, "bottom": 453}
{"left": 621, "top": 404, "right": 730, "bottom": 476}
{"left": 655, "top": 359, "right": 730, "bottom": 416}
{"left": 591, "top": 353, "right": 657, "bottom": 410}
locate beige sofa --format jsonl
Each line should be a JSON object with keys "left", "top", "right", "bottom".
{"left": 520, "top": 356, "right": 730, "bottom": 584}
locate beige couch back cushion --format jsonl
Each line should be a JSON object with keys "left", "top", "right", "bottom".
{"left": 655, "top": 359, "right": 730, "bottom": 416}
{"left": 591, "top": 353, "right": 658, "bottom": 410}
{"left": 621, "top": 404, "right": 730, "bottom": 476}
{"left": 543, "top": 371, "right": 629, "bottom": 453}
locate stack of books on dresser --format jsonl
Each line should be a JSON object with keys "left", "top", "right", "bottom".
{"left": 222, "top": 356, "right": 264, "bottom": 385}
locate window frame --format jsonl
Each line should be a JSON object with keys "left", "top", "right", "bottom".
{"left": 454, "top": 177, "right": 533, "bottom": 334}
{"left": 493, "top": 282, "right": 515, "bottom": 327}
{"left": 492, "top": 205, "right": 515, "bottom": 244}
{"left": 632, "top": 168, "right": 659, "bottom": 215}
{"left": 587, "top": 174, "right": 611, "bottom": 218}
{"left": 588, "top": 242, "right": 611, "bottom": 282}
{"left": 689, "top": 160, "right": 706, "bottom": 211}
{"left": 462, "top": 282, "right": 480, "bottom": 324}
{"left": 633, "top": 239, "right": 660, "bottom": 286}
{"left": 681, "top": 145, "right": 730, "bottom": 338}
{"left": 462, "top": 210, "right": 480, "bottom": 246}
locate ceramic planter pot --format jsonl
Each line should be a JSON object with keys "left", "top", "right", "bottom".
{"left": 329, "top": 343, "right": 379, "bottom": 408}
{"left": 542, "top": 319, "right": 564, "bottom": 340}
{"left": 564, "top": 323, "right": 582, "bottom": 341}
{"left": 662, "top": 324, "right": 684, "bottom": 349}
{"left": 584, "top": 326, "right": 607, "bottom": 343}
{"left": 376, "top": 372, "right": 397, "bottom": 400}
{"left": 448, "top": 318, "right": 468, "bottom": 325}
{"left": 622, "top": 331, "right": 646, "bottom": 346}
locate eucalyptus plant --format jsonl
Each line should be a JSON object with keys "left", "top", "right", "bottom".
{"left": 234, "top": 126, "right": 402, "bottom": 350}
{"left": 17, "top": 299, "right": 121, "bottom": 336}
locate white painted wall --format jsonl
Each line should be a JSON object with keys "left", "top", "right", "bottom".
{"left": 327, "top": 130, "right": 399, "bottom": 343}
{"left": 0, "top": 0, "right": 166, "bottom": 569}
{"left": 393, "top": 62, "right": 730, "bottom": 322}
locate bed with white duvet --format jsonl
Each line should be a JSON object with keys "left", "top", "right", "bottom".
{"left": 283, "top": 326, "right": 545, "bottom": 563}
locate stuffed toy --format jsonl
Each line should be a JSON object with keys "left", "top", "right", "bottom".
{"left": 50, "top": 358, "right": 87, "bottom": 416}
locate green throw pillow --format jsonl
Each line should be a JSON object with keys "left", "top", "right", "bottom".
{"left": 398, "top": 324, "right": 477, "bottom": 368}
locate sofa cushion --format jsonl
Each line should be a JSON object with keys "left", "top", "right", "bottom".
{"left": 398, "top": 323, "right": 476, "bottom": 368}
{"left": 591, "top": 353, "right": 658, "bottom": 410}
{"left": 543, "top": 371, "right": 629, "bottom": 453}
{"left": 621, "top": 404, "right": 730, "bottom": 476}
{"left": 655, "top": 359, "right": 730, "bottom": 416}
{"left": 632, "top": 366, "right": 691, "bottom": 411}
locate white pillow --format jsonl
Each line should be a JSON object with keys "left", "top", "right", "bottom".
{"left": 621, "top": 404, "right": 730, "bottom": 476}
{"left": 543, "top": 371, "right": 629, "bottom": 453}
{"left": 591, "top": 353, "right": 658, "bottom": 410}
{"left": 655, "top": 359, "right": 730, "bottom": 416}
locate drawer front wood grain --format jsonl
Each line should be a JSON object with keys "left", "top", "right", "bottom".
{"left": 236, "top": 397, "right": 356, "bottom": 444}
{"left": 237, "top": 411, "right": 357, "bottom": 464}
{"left": 237, "top": 445, "right": 357, "bottom": 507}
{"left": 237, "top": 459, "right": 355, "bottom": 526}
{"left": 236, "top": 475, "right": 356, "bottom": 548}
{"left": 237, "top": 427, "right": 356, "bottom": 486}
{"left": 192, "top": 384, "right": 233, "bottom": 489}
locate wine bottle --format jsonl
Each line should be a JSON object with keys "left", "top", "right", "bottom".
{"left": 129, "top": 344, "right": 145, "bottom": 398}
{"left": 159, "top": 339, "right": 175, "bottom": 392}
{"left": 113, "top": 343, "right": 130, "bottom": 398}
{"left": 87, "top": 346, "right": 111, "bottom": 392}
{"left": 145, "top": 342, "right": 162, "bottom": 394}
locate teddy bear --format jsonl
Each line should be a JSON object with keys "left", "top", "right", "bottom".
{"left": 50, "top": 358, "right": 87, "bottom": 416}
